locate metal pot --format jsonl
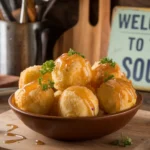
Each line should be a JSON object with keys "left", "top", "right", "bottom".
{"left": 0, "top": 20, "right": 49, "bottom": 75}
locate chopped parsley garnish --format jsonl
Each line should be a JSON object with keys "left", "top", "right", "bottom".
{"left": 38, "top": 77, "right": 42, "bottom": 85}
{"left": 68, "top": 48, "right": 85, "bottom": 58}
{"left": 38, "top": 77, "right": 54, "bottom": 91}
{"left": 38, "top": 60, "right": 55, "bottom": 90}
{"left": 111, "top": 134, "right": 132, "bottom": 147}
{"left": 99, "top": 57, "right": 116, "bottom": 67}
{"left": 40, "top": 60, "right": 55, "bottom": 75}
{"left": 104, "top": 74, "right": 114, "bottom": 82}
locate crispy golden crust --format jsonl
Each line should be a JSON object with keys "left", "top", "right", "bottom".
{"left": 15, "top": 81, "right": 54, "bottom": 115}
{"left": 52, "top": 53, "right": 92, "bottom": 91}
{"left": 96, "top": 78, "right": 137, "bottom": 114}
{"left": 91, "top": 61, "right": 127, "bottom": 89}
{"left": 58, "top": 86, "right": 99, "bottom": 117}
{"left": 19, "top": 65, "right": 52, "bottom": 88}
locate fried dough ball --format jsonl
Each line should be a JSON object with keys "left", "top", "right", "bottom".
{"left": 92, "top": 61, "right": 126, "bottom": 88}
{"left": 19, "top": 65, "right": 52, "bottom": 88}
{"left": 52, "top": 53, "right": 92, "bottom": 90}
{"left": 96, "top": 78, "right": 137, "bottom": 114}
{"left": 58, "top": 86, "right": 99, "bottom": 117}
{"left": 15, "top": 81, "right": 54, "bottom": 115}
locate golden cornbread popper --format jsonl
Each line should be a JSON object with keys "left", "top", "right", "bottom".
{"left": 52, "top": 49, "right": 92, "bottom": 91}
{"left": 19, "top": 65, "right": 52, "bottom": 88}
{"left": 96, "top": 78, "right": 137, "bottom": 114}
{"left": 15, "top": 60, "right": 55, "bottom": 115}
{"left": 15, "top": 81, "right": 54, "bottom": 115}
{"left": 58, "top": 86, "right": 99, "bottom": 117}
{"left": 92, "top": 58, "right": 127, "bottom": 89}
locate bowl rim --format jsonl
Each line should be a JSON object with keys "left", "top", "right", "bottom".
{"left": 8, "top": 92, "right": 143, "bottom": 120}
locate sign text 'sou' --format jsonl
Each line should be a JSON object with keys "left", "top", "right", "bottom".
{"left": 108, "top": 7, "right": 150, "bottom": 91}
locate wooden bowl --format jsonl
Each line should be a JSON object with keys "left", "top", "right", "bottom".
{"left": 8, "top": 93, "right": 143, "bottom": 141}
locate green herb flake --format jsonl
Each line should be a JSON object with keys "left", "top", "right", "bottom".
{"left": 38, "top": 77, "right": 43, "bottom": 85}
{"left": 68, "top": 48, "right": 85, "bottom": 58}
{"left": 48, "top": 80, "right": 54, "bottom": 88}
{"left": 40, "top": 60, "right": 55, "bottom": 75}
{"left": 42, "top": 84, "right": 48, "bottom": 91}
{"left": 111, "top": 134, "right": 132, "bottom": 147}
{"left": 99, "top": 57, "right": 116, "bottom": 67}
{"left": 38, "top": 77, "right": 54, "bottom": 91}
{"left": 104, "top": 74, "right": 114, "bottom": 82}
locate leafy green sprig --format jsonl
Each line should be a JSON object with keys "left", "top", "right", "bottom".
{"left": 104, "top": 74, "right": 114, "bottom": 82}
{"left": 99, "top": 57, "right": 116, "bottom": 67}
{"left": 40, "top": 60, "right": 55, "bottom": 75}
{"left": 111, "top": 134, "right": 132, "bottom": 147}
{"left": 38, "top": 60, "right": 55, "bottom": 91}
{"left": 68, "top": 48, "right": 85, "bottom": 58}
{"left": 38, "top": 77, "right": 54, "bottom": 91}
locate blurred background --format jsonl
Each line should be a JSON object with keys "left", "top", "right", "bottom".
{"left": 1, "top": 0, "right": 150, "bottom": 75}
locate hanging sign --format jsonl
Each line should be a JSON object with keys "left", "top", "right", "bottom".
{"left": 108, "top": 7, "right": 150, "bottom": 91}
